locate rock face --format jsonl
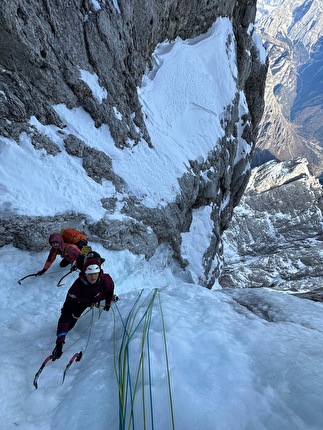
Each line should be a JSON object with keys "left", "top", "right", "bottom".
{"left": 254, "top": 0, "right": 323, "bottom": 179}
{"left": 0, "top": 0, "right": 267, "bottom": 288}
{"left": 0, "top": 0, "right": 264, "bottom": 146}
{"left": 220, "top": 157, "right": 323, "bottom": 295}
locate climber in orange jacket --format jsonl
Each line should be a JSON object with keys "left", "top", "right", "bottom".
{"left": 36, "top": 233, "right": 81, "bottom": 276}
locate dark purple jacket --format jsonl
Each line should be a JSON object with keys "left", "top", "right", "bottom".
{"left": 56, "top": 269, "right": 114, "bottom": 343}
{"left": 66, "top": 272, "right": 114, "bottom": 304}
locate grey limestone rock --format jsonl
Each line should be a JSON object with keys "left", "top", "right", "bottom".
{"left": 220, "top": 158, "right": 323, "bottom": 295}
{"left": 0, "top": 0, "right": 267, "bottom": 288}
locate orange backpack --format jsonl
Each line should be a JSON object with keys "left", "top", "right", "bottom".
{"left": 60, "top": 228, "right": 88, "bottom": 250}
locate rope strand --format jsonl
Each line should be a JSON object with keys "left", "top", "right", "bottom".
{"left": 113, "top": 289, "right": 175, "bottom": 430}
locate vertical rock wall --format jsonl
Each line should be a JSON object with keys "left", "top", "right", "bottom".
{"left": 0, "top": 0, "right": 267, "bottom": 288}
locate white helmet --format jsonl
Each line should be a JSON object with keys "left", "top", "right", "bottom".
{"left": 85, "top": 264, "right": 100, "bottom": 275}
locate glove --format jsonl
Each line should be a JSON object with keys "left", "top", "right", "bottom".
{"left": 112, "top": 295, "right": 119, "bottom": 302}
{"left": 70, "top": 264, "right": 78, "bottom": 272}
{"left": 36, "top": 269, "right": 46, "bottom": 276}
{"left": 51, "top": 342, "right": 63, "bottom": 360}
{"left": 104, "top": 303, "right": 111, "bottom": 311}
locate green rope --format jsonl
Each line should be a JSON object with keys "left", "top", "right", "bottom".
{"left": 117, "top": 291, "right": 145, "bottom": 428}
{"left": 114, "top": 292, "right": 142, "bottom": 428}
{"left": 157, "top": 293, "right": 175, "bottom": 429}
{"left": 117, "top": 290, "right": 152, "bottom": 429}
{"left": 113, "top": 289, "right": 175, "bottom": 430}
{"left": 127, "top": 290, "right": 156, "bottom": 430}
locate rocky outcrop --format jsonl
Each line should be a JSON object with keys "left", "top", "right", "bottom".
{"left": 0, "top": 0, "right": 267, "bottom": 288}
{"left": 220, "top": 157, "right": 323, "bottom": 295}
{"left": 0, "top": 0, "right": 263, "bottom": 146}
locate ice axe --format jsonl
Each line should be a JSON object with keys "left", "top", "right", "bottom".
{"left": 18, "top": 273, "right": 39, "bottom": 285}
{"left": 57, "top": 268, "right": 75, "bottom": 287}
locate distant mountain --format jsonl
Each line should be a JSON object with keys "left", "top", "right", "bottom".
{"left": 256, "top": 0, "right": 284, "bottom": 17}
{"left": 254, "top": 0, "right": 323, "bottom": 179}
{"left": 220, "top": 157, "right": 323, "bottom": 297}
